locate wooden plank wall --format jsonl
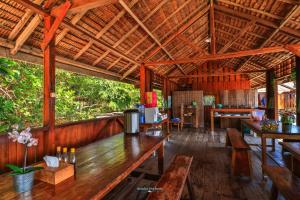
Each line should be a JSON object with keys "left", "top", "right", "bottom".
{"left": 219, "top": 90, "right": 258, "bottom": 107}
{"left": 0, "top": 116, "right": 123, "bottom": 173}
{"left": 172, "top": 91, "right": 204, "bottom": 127}
{"left": 190, "top": 63, "right": 250, "bottom": 90}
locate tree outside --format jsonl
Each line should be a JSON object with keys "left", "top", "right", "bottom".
{"left": 0, "top": 58, "right": 162, "bottom": 133}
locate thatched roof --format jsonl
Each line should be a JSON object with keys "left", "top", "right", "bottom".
{"left": 0, "top": 0, "right": 299, "bottom": 88}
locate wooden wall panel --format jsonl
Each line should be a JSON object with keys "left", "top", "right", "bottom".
{"left": 191, "top": 64, "right": 250, "bottom": 91}
{"left": 0, "top": 116, "right": 124, "bottom": 173}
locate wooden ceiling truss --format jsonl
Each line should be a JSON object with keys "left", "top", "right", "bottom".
{"left": 0, "top": 0, "right": 299, "bottom": 88}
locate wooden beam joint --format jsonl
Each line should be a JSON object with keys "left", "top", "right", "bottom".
{"left": 41, "top": 1, "right": 71, "bottom": 50}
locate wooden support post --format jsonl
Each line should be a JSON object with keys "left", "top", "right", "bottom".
{"left": 145, "top": 68, "right": 153, "bottom": 92}
{"left": 266, "top": 69, "right": 278, "bottom": 120}
{"left": 43, "top": 15, "right": 56, "bottom": 155}
{"left": 140, "top": 63, "right": 146, "bottom": 104}
{"left": 296, "top": 56, "right": 300, "bottom": 126}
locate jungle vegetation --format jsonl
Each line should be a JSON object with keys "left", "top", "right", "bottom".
{"left": 0, "top": 58, "right": 161, "bottom": 133}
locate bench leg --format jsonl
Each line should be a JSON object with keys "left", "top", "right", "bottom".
{"left": 157, "top": 144, "right": 164, "bottom": 175}
{"left": 186, "top": 175, "right": 195, "bottom": 200}
{"left": 232, "top": 150, "right": 251, "bottom": 177}
{"left": 270, "top": 183, "right": 278, "bottom": 200}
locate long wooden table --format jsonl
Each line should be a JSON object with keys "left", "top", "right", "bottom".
{"left": 0, "top": 132, "right": 166, "bottom": 200}
{"left": 210, "top": 108, "right": 253, "bottom": 132}
{"left": 241, "top": 119, "right": 300, "bottom": 177}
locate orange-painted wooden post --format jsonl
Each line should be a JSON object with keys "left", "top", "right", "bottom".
{"left": 43, "top": 15, "right": 56, "bottom": 155}
{"left": 296, "top": 56, "right": 300, "bottom": 126}
{"left": 140, "top": 63, "right": 146, "bottom": 104}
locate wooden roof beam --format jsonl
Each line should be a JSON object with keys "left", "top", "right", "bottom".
{"left": 167, "top": 69, "right": 267, "bottom": 79}
{"left": 215, "top": 5, "right": 300, "bottom": 39}
{"left": 144, "top": 45, "right": 295, "bottom": 66}
{"left": 69, "top": 0, "right": 118, "bottom": 13}
{"left": 0, "top": 38, "right": 137, "bottom": 83}
{"left": 13, "top": 0, "right": 50, "bottom": 16}
{"left": 55, "top": 11, "right": 87, "bottom": 45}
{"left": 74, "top": 0, "right": 139, "bottom": 61}
{"left": 218, "top": 0, "right": 283, "bottom": 20}
{"left": 8, "top": 0, "right": 44, "bottom": 41}
{"left": 285, "top": 45, "right": 300, "bottom": 57}
{"left": 143, "top": 4, "right": 209, "bottom": 60}
{"left": 10, "top": 15, "right": 42, "bottom": 55}
{"left": 119, "top": 0, "right": 185, "bottom": 75}
{"left": 218, "top": 18, "right": 256, "bottom": 54}
{"left": 236, "top": 5, "right": 300, "bottom": 71}
{"left": 93, "top": 0, "right": 168, "bottom": 67}
{"left": 122, "top": 0, "right": 195, "bottom": 78}
{"left": 209, "top": 0, "right": 216, "bottom": 55}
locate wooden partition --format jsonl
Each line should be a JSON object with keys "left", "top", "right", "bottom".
{"left": 0, "top": 115, "right": 124, "bottom": 173}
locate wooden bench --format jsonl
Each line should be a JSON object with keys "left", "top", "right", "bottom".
{"left": 226, "top": 128, "right": 252, "bottom": 177}
{"left": 263, "top": 165, "right": 300, "bottom": 200}
{"left": 147, "top": 155, "right": 195, "bottom": 200}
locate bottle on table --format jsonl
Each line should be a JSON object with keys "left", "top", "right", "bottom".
{"left": 62, "top": 147, "right": 68, "bottom": 163}
{"left": 69, "top": 148, "right": 76, "bottom": 164}
{"left": 56, "top": 146, "right": 62, "bottom": 161}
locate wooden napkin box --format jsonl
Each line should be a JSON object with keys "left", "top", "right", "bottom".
{"left": 35, "top": 162, "right": 74, "bottom": 185}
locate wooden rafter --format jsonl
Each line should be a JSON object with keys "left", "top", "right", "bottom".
{"left": 93, "top": 0, "right": 168, "bottom": 67}
{"left": 55, "top": 11, "right": 87, "bottom": 45}
{"left": 10, "top": 15, "right": 42, "bottom": 55}
{"left": 8, "top": 0, "right": 43, "bottom": 41}
{"left": 121, "top": 0, "right": 195, "bottom": 78}
{"left": 119, "top": 0, "right": 186, "bottom": 75}
{"left": 144, "top": 45, "right": 297, "bottom": 66}
{"left": 218, "top": 18, "right": 256, "bottom": 54}
{"left": 236, "top": 5, "right": 300, "bottom": 71}
{"left": 215, "top": 5, "right": 300, "bottom": 39}
{"left": 218, "top": 0, "right": 283, "bottom": 20}
{"left": 13, "top": 0, "right": 50, "bottom": 16}
{"left": 12, "top": 0, "right": 138, "bottom": 65}
{"left": 167, "top": 69, "right": 267, "bottom": 79}
{"left": 0, "top": 38, "right": 137, "bottom": 83}
{"left": 74, "top": 0, "right": 139, "bottom": 61}
{"left": 143, "top": 4, "right": 209, "bottom": 61}
{"left": 69, "top": 0, "right": 118, "bottom": 13}
{"left": 177, "top": 35, "right": 207, "bottom": 55}
{"left": 209, "top": 0, "right": 216, "bottom": 55}
{"left": 285, "top": 45, "right": 300, "bottom": 56}
{"left": 41, "top": 1, "right": 71, "bottom": 50}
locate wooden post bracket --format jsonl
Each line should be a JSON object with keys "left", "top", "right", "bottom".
{"left": 41, "top": 1, "right": 71, "bottom": 50}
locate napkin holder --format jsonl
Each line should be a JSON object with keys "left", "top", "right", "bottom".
{"left": 34, "top": 162, "right": 74, "bottom": 185}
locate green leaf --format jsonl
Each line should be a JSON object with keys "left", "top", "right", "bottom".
{"left": 5, "top": 164, "right": 23, "bottom": 173}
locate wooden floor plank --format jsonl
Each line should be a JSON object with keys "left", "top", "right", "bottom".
{"left": 105, "top": 128, "right": 290, "bottom": 200}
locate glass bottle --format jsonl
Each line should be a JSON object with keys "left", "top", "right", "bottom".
{"left": 62, "top": 147, "right": 68, "bottom": 163}
{"left": 69, "top": 148, "right": 76, "bottom": 164}
{"left": 56, "top": 146, "right": 62, "bottom": 161}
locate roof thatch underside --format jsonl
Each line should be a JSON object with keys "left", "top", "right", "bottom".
{"left": 0, "top": 0, "right": 299, "bottom": 88}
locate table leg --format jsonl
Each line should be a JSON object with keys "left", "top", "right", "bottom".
{"left": 157, "top": 143, "right": 164, "bottom": 175}
{"left": 271, "top": 138, "right": 275, "bottom": 152}
{"left": 261, "top": 136, "right": 267, "bottom": 179}
{"left": 211, "top": 110, "right": 214, "bottom": 132}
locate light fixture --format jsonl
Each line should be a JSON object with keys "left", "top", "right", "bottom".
{"left": 205, "top": 37, "right": 211, "bottom": 43}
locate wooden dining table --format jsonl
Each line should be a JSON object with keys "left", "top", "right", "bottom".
{"left": 0, "top": 132, "right": 166, "bottom": 200}
{"left": 241, "top": 119, "right": 300, "bottom": 177}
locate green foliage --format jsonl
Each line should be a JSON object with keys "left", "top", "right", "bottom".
{"left": 0, "top": 58, "right": 18, "bottom": 77}
{"left": 0, "top": 58, "right": 162, "bottom": 132}
{"left": 291, "top": 68, "right": 296, "bottom": 81}
{"left": 5, "top": 164, "right": 43, "bottom": 175}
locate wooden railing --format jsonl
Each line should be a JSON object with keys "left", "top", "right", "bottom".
{"left": 0, "top": 115, "right": 124, "bottom": 173}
